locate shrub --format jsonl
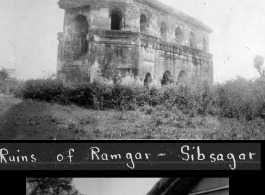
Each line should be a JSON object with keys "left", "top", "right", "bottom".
{"left": 17, "top": 79, "right": 64, "bottom": 102}
{"left": 215, "top": 77, "right": 265, "bottom": 120}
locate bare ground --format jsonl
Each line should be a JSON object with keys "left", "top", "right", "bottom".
{"left": 0, "top": 95, "right": 264, "bottom": 140}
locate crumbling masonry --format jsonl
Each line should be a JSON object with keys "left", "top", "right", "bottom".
{"left": 57, "top": 0, "right": 213, "bottom": 87}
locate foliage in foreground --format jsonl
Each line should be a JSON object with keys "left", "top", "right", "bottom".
{"left": 15, "top": 77, "right": 265, "bottom": 121}
{"left": 0, "top": 68, "right": 24, "bottom": 94}
{"left": 26, "top": 178, "right": 80, "bottom": 195}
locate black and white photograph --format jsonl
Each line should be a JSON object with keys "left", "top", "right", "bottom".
{"left": 26, "top": 178, "right": 229, "bottom": 195}
{"left": 1, "top": 0, "right": 265, "bottom": 140}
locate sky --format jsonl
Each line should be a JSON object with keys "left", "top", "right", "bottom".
{"left": 1, "top": 0, "right": 265, "bottom": 83}
{"left": 72, "top": 178, "right": 160, "bottom": 195}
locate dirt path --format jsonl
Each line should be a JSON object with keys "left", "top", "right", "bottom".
{"left": 0, "top": 95, "right": 22, "bottom": 116}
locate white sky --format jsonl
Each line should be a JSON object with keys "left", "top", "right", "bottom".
{"left": 1, "top": 0, "right": 265, "bottom": 83}
{"left": 73, "top": 178, "right": 160, "bottom": 195}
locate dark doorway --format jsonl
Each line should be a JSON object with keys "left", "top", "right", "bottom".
{"left": 178, "top": 70, "right": 187, "bottom": 85}
{"left": 144, "top": 73, "right": 152, "bottom": 88}
{"left": 161, "top": 71, "right": 172, "bottom": 86}
{"left": 111, "top": 9, "right": 122, "bottom": 30}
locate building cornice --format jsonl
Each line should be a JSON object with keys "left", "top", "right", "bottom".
{"left": 147, "top": 178, "right": 202, "bottom": 195}
{"left": 135, "top": 0, "right": 212, "bottom": 33}
{"left": 57, "top": 0, "right": 212, "bottom": 33}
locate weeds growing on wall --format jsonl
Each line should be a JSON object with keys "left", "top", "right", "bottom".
{"left": 14, "top": 77, "right": 265, "bottom": 121}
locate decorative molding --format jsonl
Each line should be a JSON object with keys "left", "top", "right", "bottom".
{"left": 189, "top": 185, "right": 229, "bottom": 195}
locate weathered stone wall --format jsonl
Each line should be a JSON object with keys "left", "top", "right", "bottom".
{"left": 57, "top": 0, "right": 213, "bottom": 86}
{"left": 189, "top": 178, "right": 229, "bottom": 195}
{"left": 147, "top": 178, "right": 229, "bottom": 195}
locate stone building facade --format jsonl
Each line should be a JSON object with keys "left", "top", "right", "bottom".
{"left": 57, "top": 0, "right": 213, "bottom": 87}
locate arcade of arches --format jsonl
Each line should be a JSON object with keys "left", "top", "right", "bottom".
{"left": 143, "top": 70, "right": 188, "bottom": 88}
{"left": 57, "top": 0, "right": 213, "bottom": 86}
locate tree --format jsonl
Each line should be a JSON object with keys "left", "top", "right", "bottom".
{"left": 254, "top": 55, "right": 265, "bottom": 77}
{"left": 0, "top": 68, "right": 9, "bottom": 81}
{"left": 0, "top": 68, "right": 9, "bottom": 93}
{"left": 26, "top": 178, "right": 80, "bottom": 195}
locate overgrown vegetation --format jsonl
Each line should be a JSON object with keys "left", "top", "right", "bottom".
{"left": 26, "top": 178, "right": 81, "bottom": 195}
{"left": 14, "top": 77, "right": 265, "bottom": 122}
{"left": 0, "top": 77, "right": 261, "bottom": 140}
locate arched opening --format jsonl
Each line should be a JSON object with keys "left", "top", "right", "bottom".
{"left": 74, "top": 15, "right": 88, "bottom": 32}
{"left": 111, "top": 8, "right": 122, "bottom": 30}
{"left": 161, "top": 22, "right": 167, "bottom": 41}
{"left": 73, "top": 14, "right": 89, "bottom": 56}
{"left": 178, "top": 70, "right": 187, "bottom": 85}
{"left": 161, "top": 71, "right": 172, "bottom": 86}
{"left": 144, "top": 73, "right": 152, "bottom": 88}
{"left": 140, "top": 14, "right": 147, "bottom": 32}
{"left": 175, "top": 27, "right": 182, "bottom": 44}
{"left": 203, "top": 38, "right": 207, "bottom": 52}
{"left": 189, "top": 32, "right": 195, "bottom": 48}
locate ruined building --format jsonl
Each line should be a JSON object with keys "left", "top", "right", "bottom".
{"left": 57, "top": 0, "right": 213, "bottom": 87}
{"left": 147, "top": 178, "right": 229, "bottom": 195}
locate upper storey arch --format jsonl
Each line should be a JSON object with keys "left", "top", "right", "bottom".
{"left": 110, "top": 8, "right": 123, "bottom": 30}
{"left": 203, "top": 37, "right": 207, "bottom": 52}
{"left": 160, "top": 21, "right": 167, "bottom": 41}
{"left": 71, "top": 14, "right": 89, "bottom": 56}
{"left": 189, "top": 31, "right": 196, "bottom": 48}
{"left": 73, "top": 14, "right": 89, "bottom": 34}
{"left": 175, "top": 26, "right": 182, "bottom": 44}
{"left": 140, "top": 14, "right": 147, "bottom": 33}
